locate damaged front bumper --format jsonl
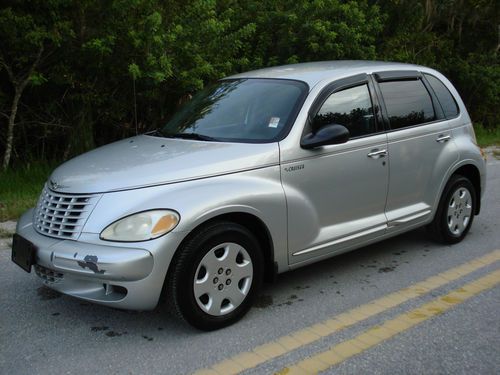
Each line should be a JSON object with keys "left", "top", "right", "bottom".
{"left": 15, "top": 209, "right": 184, "bottom": 310}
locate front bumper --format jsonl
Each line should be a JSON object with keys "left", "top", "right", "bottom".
{"left": 15, "top": 209, "right": 186, "bottom": 310}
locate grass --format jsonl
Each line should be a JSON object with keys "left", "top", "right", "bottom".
{"left": 474, "top": 123, "right": 500, "bottom": 148}
{"left": 0, "top": 162, "right": 57, "bottom": 222}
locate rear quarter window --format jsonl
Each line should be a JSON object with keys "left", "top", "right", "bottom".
{"left": 424, "top": 74, "right": 459, "bottom": 118}
{"left": 379, "top": 79, "right": 436, "bottom": 130}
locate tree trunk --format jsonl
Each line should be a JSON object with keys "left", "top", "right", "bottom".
{"left": 1, "top": 44, "right": 44, "bottom": 170}
{"left": 2, "top": 88, "right": 22, "bottom": 170}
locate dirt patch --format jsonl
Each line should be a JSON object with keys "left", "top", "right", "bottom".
{"left": 253, "top": 294, "right": 273, "bottom": 308}
{"left": 0, "top": 239, "right": 12, "bottom": 250}
{"left": 0, "top": 228, "right": 13, "bottom": 239}
{"left": 0, "top": 221, "right": 16, "bottom": 250}
{"left": 378, "top": 266, "right": 396, "bottom": 273}
{"left": 0, "top": 221, "right": 16, "bottom": 232}
{"left": 293, "top": 285, "right": 310, "bottom": 290}
{"left": 106, "top": 331, "right": 127, "bottom": 337}
{"left": 91, "top": 326, "right": 109, "bottom": 332}
{"left": 37, "top": 286, "right": 62, "bottom": 300}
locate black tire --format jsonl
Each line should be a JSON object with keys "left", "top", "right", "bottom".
{"left": 166, "top": 221, "right": 263, "bottom": 331}
{"left": 428, "top": 175, "right": 476, "bottom": 244}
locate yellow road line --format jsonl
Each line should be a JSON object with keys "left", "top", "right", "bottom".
{"left": 279, "top": 269, "right": 500, "bottom": 374}
{"left": 192, "top": 250, "right": 500, "bottom": 375}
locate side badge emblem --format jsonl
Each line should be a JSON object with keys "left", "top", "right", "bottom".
{"left": 284, "top": 164, "right": 305, "bottom": 172}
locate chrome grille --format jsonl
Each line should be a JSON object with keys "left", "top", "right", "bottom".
{"left": 34, "top": 265, "right": 64, "bottom": 284}
{"left": 34, "top": 185, "right": 99, "bottom": 240}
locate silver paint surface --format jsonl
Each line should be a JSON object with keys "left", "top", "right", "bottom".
{"left": 49, "top": 136, "right": 279, "bottom": 194}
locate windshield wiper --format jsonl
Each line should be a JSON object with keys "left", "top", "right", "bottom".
{"left": 164, "top": 132, "right": 219, "bottom": 142}
{"left": 145, "top": 129, "right": 164, "bottom": 136}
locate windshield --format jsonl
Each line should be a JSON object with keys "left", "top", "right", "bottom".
{"left": 160, "top": 79, "right": 308, "bottom": 143}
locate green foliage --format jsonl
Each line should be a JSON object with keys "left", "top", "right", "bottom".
{"left": 474, "top": 123, "right": 500, "bottom": 148}
{"left": 0, "top": 161, "right": 56, "bottom": 221}
{"left": 0, "top": 0, "right": 498, "bottom": 169}
{"left": 29, "top": 72, "right": 48, "bottom": 86}
{"left": 446, "top": 53, "right": 500, "bottom": 127}
{"left": 128, "top": 63, "right": 142, "bottom": 80}
{"left": 227, "top": 0, "right": 383, "bottom": 68}
{"left": 0, "top": 0, "right": 73, "bottom": 76}
{"left": 375, "top": 0, "right": 499, "bottom": 129}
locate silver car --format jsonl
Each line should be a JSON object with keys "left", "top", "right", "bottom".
{"left": 12, "top": 61, "right": 486, "bottom": 330}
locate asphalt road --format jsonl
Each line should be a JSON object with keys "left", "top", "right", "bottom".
{"left": 1, "top": 160, "right": 499, "bottom": 375}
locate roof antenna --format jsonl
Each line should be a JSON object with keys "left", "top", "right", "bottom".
{"left": 133, "top": 76, "right": 138, "bottom": 135}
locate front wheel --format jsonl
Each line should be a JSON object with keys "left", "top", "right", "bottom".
{"left": 428, "top": 175, "right": 476, "bottom": 244}
{"left": 166, "top": 221, "right": 263, "bottom": 331}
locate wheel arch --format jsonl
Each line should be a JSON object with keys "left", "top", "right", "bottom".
{"left": 170, "top": 212, "right": 277, "bottom": 284}
{"left": 430, "top": 160, "right": 482, "bottom": 225}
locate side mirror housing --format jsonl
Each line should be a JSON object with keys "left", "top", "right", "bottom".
{"left": 301, "top": 124, "right": 350, "bottom": 149}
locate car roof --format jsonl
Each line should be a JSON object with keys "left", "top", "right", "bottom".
{"left": 225, "top": 60, "right": 429, "bottom": 88}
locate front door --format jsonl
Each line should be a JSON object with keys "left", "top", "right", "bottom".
{"left": 281, "top": 75, "right": 389, "bottom": 265}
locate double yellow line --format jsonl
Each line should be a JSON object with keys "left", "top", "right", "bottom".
{"left": 194, "top": 250, "right": 500, "bottom": 375}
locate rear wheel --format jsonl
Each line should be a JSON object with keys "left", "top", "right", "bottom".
{"left": 167, "top": 221, "right": 263, "bottom": 331}
{"left": 428, "top": 175, "right": 476, "bottom": 244}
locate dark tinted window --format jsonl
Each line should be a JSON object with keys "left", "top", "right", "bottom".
{"left": 313, "top": 84, "right": 376, "bottom": 138}
{"left": 380, "top": 79, "right": 436, "bottom": 130}
{"left": 425, "top": 74, "right": 459, "bottom": 118}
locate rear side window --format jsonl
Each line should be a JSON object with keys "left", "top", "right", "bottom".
{"left": 424, "top": 74, "right": 459, "bottom": 118}
{"left": 313, "top": 84, "right": 376, "bottom": 138}
{"left": 379, "top": 79, "right": 436, "bottom": 130}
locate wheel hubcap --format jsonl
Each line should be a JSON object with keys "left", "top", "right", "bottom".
{"left": 447, "top": 187, "right": 472, "bottom": 236}
{"left": 193, "top": 242, "right": 253, "bottom": 316}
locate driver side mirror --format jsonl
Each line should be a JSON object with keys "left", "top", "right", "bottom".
{"left": 301, "top": 124, "right": 350, "bottom": 149}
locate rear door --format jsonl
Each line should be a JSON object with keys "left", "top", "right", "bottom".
{"left": 373, "top": 71, "right": 459, "bottom": 230}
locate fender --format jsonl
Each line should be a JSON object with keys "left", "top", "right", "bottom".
{"left": 83, "top": 166, "right": 289, "bottom": 272}
{"left": 430, "top": 157, "right": 485, "bottom": 221}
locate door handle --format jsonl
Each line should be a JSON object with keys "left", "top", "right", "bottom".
{"left": 436, "top": 134, "right": 451, "bottom": 143}
{"left": 367, "top": 149, "right": 387, "bottom": 159}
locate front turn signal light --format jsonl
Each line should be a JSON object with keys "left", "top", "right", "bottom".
{"left": 100, "top": 210, "right": 180, "bottom": 242}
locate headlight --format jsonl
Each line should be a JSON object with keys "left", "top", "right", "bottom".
{"left": 100, "top": 210, "right": 180, "bottom": 242}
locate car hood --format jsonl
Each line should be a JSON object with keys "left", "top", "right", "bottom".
{"left": 49, "top": 135, "right": 279, "bottom": 194}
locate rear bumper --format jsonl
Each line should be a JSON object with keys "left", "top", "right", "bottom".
{"left": 15, "top": 209, "right": 186, "bottom": 310}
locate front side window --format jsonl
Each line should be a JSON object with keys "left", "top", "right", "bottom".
{"left": 160, "top": 79, "right": 308, "bottom": 143}
{"left": 313, "top": 84, "right": 376, "bottom": 138}
{"left": 379, "top": 79, "right": 436, "bottom": 130}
